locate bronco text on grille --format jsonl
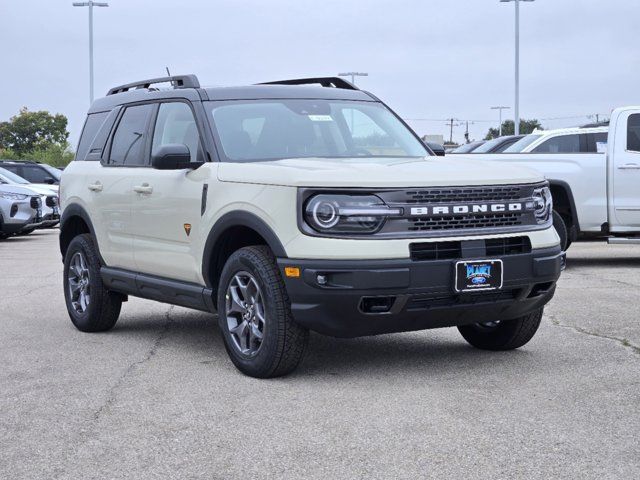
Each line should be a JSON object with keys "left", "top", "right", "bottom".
{"left": 373, "top": 182, "right": 550, "bottom": 237}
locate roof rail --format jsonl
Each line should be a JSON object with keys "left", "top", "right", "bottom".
{"left": 258, "top": 76, "right": 359, "bottom": 90}
{"left": 107, "top": 74, "right": 200, "bottom": 96}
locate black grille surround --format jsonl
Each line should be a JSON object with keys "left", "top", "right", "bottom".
{"left": 30, "top": 196, "right": 42, "bottom": 209}
{"left": 298, "top": 182, "right": 551, "bottom": 239}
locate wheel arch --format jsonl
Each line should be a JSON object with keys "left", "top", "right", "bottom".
{"left": 548, "top": 180, "right": 580, "bottom": 235}
{"left": 202, "top": 211, "right": 287, "bottom": 296}
{"left": 59, "top": 204, "right": 103, "bottom": 263}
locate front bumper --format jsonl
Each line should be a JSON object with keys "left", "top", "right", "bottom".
{"left": 278, "top": 245, "right": 564, "bottom": 338}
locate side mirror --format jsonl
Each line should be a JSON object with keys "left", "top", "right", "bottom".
{"left": 43, "top": 177, "right": 56, "bottom": 184}
{"left": 151, "top": 144, "right": 196, "bottom": 170}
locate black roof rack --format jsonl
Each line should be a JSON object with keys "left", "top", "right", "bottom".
{"left": 107, "top": 74, "right": 200, "bottom": 96}
{"left": 258, "top": 76, "right": 359, "bottom": 90}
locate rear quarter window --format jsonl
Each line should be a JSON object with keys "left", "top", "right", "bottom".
{"left": 75, "top": 112, "right": 110, "bottom": 161}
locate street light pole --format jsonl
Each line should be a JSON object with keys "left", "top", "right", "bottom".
{"left": 73, "top": 1, "right": 109, "bottom": 104}
{"left": 500, "top": 0, "right": 534, "bottom": 136}
{"left": 338, "top": 72, "right": 368, "bottom": 130}
{"left": 491, "top": 106, "right": 510, "bottom": 136}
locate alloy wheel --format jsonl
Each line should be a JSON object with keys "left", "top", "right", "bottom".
{"left": 225, "top": 271, "right": 266, "bottom": 356}
{"left": 68, "top": 251, "right": 91, "bottom": 314}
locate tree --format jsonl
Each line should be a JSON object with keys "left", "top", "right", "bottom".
{"left": 0, "top": 107, "right": 69, "bottom": 156}
{"left": 485, "top": 119, "right": 542, "bottom": 140}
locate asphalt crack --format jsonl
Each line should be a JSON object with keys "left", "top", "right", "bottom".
{"left": 547, "top": 312, "right": 640, "bottom": 356}
{"left": 92, "top": 305, "right": 176, "bottom": 420}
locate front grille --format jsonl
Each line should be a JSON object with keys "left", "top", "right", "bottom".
{"left": 404, "top": 186, "right": 523, "bottom": 204}
{"left": 410, "top": 236, "right": 531, "bottom": 261}
{"left": 374, "top": 183, "right": 545, "bottom": 237}
{"left": 407, "top": 289, "right": 519, "bottom": 311}
{"left": 30, "top": 196, "right": 41, "bottom": 209}
{"left": 408, "top": 213, "right": 524, "bottom": 232}
{"left": 45, "top": 196, "right": 57, "bottom": 207}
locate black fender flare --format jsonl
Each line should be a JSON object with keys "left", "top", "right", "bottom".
{"left": 547, "top": 180, "right": 580, "bottom": 233}
{"left": 59, "top": 204, "right": 104, "bottom": 263}
{"left": 201, "top": 211, "right": 287, "bottom": 288}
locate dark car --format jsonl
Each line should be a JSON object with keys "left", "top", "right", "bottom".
{"left": 0, "top": 160, "right": 61, "bottom": 185}
{"left": 425, "top": 141, "right": 445, "bottom": 156}
{"left": 471, "top": 135, "right": 525, "bottom": 154}
{"left": 449, "top": 140, "right": 485, "bottom": 154}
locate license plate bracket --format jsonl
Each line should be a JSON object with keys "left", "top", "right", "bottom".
{"left": 455, "top": 259, "right": 503, "bottom": 292}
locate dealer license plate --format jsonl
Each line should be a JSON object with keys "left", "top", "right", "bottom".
{"left": 455, "top": 259, "right": 503, "bottom": 292}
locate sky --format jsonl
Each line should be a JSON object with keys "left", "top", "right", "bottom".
{"left": 1, "top": 0, "right": 639, "bottom": 148}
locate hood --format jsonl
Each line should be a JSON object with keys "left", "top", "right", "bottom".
{"left": 0, "top": 184, "right": 42, "bottom": 197}
{"left": 22, "top": 184, "right": 58, "bottom": 196}
{"left": 217, "top": 157, "right": 545, "bottom": 188}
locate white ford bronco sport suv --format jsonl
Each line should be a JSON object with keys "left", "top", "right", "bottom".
{"left": 60, "top": 75, "right": 563, "bottom": 378}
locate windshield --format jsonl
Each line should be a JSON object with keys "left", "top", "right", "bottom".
{"left": 503, "top": 134, "right": 542, "bottom": 153}
{"left": 450, "top": 141, "right": 484, "bottom": 154}
{"left": 207, "top": 100, "right": 428, "bottom": 162}
{"left": 0, "top": 167, "right": 29, "bottom": 184}
{"left": 40, "top": 164, "right": 62, "bottom": 180}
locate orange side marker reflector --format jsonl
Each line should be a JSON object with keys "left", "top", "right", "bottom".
{"left": 284, "top": 267, "right": 301, "bottom": 278}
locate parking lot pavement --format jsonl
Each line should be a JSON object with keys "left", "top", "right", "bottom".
{"left": 0, "top": 230, "right": 638, "bottom": 479}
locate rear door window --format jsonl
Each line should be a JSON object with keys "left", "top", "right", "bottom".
{"left": 109, "top": 104, "right": 154, "bottom": 166}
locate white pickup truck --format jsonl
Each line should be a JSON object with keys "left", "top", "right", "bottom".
{"left": 461, "top": 106, "right": 640, "bottom": 250}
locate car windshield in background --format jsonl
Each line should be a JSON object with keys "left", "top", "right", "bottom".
{"left": 40, "top": 164, "right": 62, "bottom": 181}
{"left": 207, "top": 100, "right": 428, "bottom": 162}
{"left": 450, "top": 141, "right": 484, "bottom": 154}
{"left": 473, "top": 137, "right": 504, "bottom": 153}
{"left": 0, "top": 167, "right": 30, "bottom": 184}
{"left": 503, "top": 134, "right": 542, "bottom": 153}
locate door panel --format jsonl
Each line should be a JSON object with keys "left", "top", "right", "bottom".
{"left": 91, "top": 103, "right": 154, "bottom": 267}
{"left": 131, "top": 102, "right": 205, "bottom": 283}
{"left": 612, "top": 112, "right": 640, "bottom": 228}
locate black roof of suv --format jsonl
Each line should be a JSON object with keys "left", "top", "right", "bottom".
{"left": 89, "top": 75, "right": 377, "bottom": 114}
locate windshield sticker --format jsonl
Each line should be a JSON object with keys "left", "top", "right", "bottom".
{"left": 307, "top": 115, "right": 333, "bottom": 122}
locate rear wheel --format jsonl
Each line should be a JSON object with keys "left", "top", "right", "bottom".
{"left": 217, "top": 246, "right": 308, "bottom": 378}
{"left": 458, "top": 308, "right": 543, "bottom": 351}
{"left": 63, "top": 234, "right": 122, "bottom": 332}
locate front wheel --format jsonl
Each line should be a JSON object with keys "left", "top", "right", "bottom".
{"left": 63, "top": 234, "right": 122, "bottom": 332}
{"left": 217, "top": 246, "right": 309, "bottom": 378}
{"left": 552, "top": 210, "right": 570, "bottom": 251}
{"left": 458, "top": 308, "right": 543, "bottom": 351}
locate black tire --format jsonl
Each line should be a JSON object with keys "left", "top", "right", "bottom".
{"left": 217, "top": 245, "right": 309, "bottom": 378}
{"left": 458, "top": 307, "right": 543, "bottom": 351}
{"left": 63, "top": 233, "right": 122, "bottom": 332}
{"left": 553, "top": 210, "right": 569, "bottom": 251}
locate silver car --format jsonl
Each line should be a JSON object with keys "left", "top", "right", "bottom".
{"left": 0, "top": 184, "right": 43, "bottom": 239}
{"left": 0, "top": 167, "right": 59, "bottom": 230}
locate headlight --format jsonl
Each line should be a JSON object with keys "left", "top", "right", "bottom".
{"left": 0, "top": 192, "right": 28, "bottom": 201}
{"left": 532, "top": 186, "right": 552, "bottom": 224}
{"left": 304, "top": 194, "right": 402, "bottom": 234}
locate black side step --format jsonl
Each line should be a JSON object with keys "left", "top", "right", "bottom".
{"left": 101, "top": 267, "right": 214, "bottom": 312}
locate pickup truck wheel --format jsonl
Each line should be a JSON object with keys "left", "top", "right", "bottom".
{"left": 457, "top": 307, "right": 543, "bottom": 351}
{"left": 217, "top": 245, "right": 309, "bottom": 378}
{"left": 552, "top": 210, "right": 569, "bottom": 251}
{"left": 63, "top": 233, "right": 122, "bottom": 332}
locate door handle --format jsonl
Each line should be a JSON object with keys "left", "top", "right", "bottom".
{"left": 88, "top": 182, "right": 103, "bottom": 192}
{"left": 618, "top": 163, "right": 640, "bottom": 170}
{"left": 133, "top": 183, "right": 153, "bottom": 194}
